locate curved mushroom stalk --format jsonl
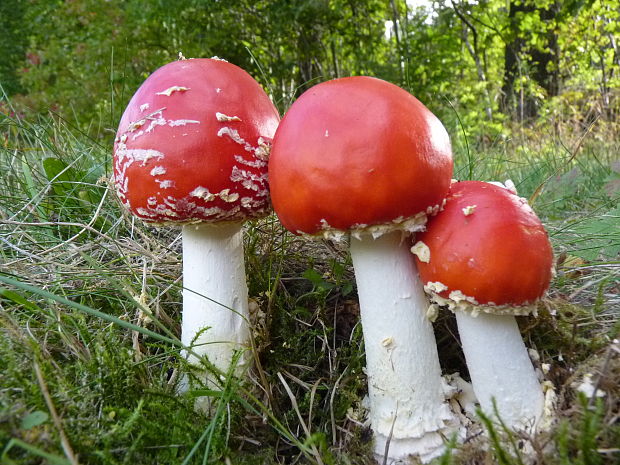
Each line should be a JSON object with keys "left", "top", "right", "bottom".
{"left": 455, "top": 312, "right": 543, "bottom": 429}
{"left": 181, "top": 222, "right": 250, "bottom": 389}
{"left": 351, "top": 231, "right": 456, "bottom": 463}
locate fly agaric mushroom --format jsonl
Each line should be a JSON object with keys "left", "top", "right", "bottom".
{"left": 269, "top": 76, "right": 457, "bottom": 462}
{"left": 113, "top": 58, "right": 280, "bottom": 391}
{"left": 412, "top": 180, "right": 554, "bottom": 430}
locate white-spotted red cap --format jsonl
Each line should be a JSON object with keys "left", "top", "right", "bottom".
{"left": 113, "top": 58, "right": 280, "bottom": 224}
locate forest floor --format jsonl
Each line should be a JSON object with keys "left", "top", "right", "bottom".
{"left": 0, "top": 114, "right": 618, "bottom": 464}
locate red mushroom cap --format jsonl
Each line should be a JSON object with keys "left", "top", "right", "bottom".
{"left": 414, "top": 181, "right": 554, "bottom": 311}
{"left": 113, "top": 58, "right": 280, "bottom": 224}
{"left": 268, "top": 76, "right": 453, "bottom": 238}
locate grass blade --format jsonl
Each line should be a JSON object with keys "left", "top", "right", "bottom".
{"left": 0, "top": 274, "right": 182, "bottom": 348}
{"left": 1, "top": 438, "right": 71, "bottom": 465}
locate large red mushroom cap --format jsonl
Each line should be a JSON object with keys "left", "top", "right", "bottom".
{"left": 268, "top": 76, "right": 453, "bottom": 239}
{"left": 413, "top": 181, "right": 554, "bottom": 315}
{"left": 113, "top": 58, "right": 280, "bottom": 224}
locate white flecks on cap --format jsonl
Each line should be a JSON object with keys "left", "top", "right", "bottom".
{"left": 234, "top": 154, "right": 267, "bottom": 169}
{"left": 127, "top": 107, "right": 166, "bottom": 139}
{"left": 116, "top": 148, "right": 165, "bottom": 167}
{"left": 423, "top": 282, "right": 538, "bottom": 317}
{"left": 140, "top": 103, "right": 150, "bottom": 112}
{"left": 229, "top": 166, "right": 268, "bottom": 192}
{"left": 121, "top": 184, "right": 269, "bottom": 225}
{"left": 135, "top": 179, "right": 269, "bottom": 222}
{"left": 488, "top": 179, "right": 518, "bottom": 195}
{"left": 424, "top": 281, "right": 449, "bottom": 294}
{"left": 504, "top": 179, "right": 517, "bottom": 194}
{"left": 462, "top": 205, "right": 476, "bottom": 216}
{"left": 168, "top": 119, "right": 200, "bottom": 127}
{"left": 128, "top": 109, "right": 200, "bottom": 141}
{"left": 190, "top": 186, "right": 216, "bottom": 202}
{"left": 150, "top": 166, "right": 167, "bottom": 176}
{"left": 216, "top": 112, "right": 242, "bottom": 122}
{"left": 143, "top": 112, "right": 167, "bottom": 135}
{"left": 164, "top": 196, "right": 177, "bottom": 208}
{"left": 411, "top": 241, "right": 431, "bottom": 263}
{"left": 217, "top": 127, "right": 254, "bottom": 152}
{"left": 307, "top": 209, "right": 434, "bottom": 242}
{"left": 136, "top": 203, "right": 180, "bottom": 218}
{"left": 426, "top": 200, "right": 445, "bottom": 217}
{"left": 156, "top": 86, "right": 190, "bottom": 97}
{"left": 156, "top": 179, "right": 175, "bottom": 189}
{"left": 114, "top": 148, "right": 165, "bottom": 203}
{"left": 218, "top": 189, "right": 240, "bottom": 202}
{"left": 240, "top": 197, "right": 254, "bottom": 208}
{"left": 254, "top": 139, "right": 271, "bottom": 161}
{"left": 126, "top": 119, "right": 145, "bottom": 133}
{"left": 448, "top": 290, "right": 479, "bottom": 306}
{"left": 349, "top": 211, "right": 429, "bottom": 241}
{"left": 136, "top": 207, "right": 157, "bottom": 218}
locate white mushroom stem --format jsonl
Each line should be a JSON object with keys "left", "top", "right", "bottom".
{"left": 350, "top": 231, "right": 456, "bottom": 464}
{"left": 455, "top": 311, "right": 544, "bottom": 430}
{"left": 181, "top": 222, "right": 250, "bottom": 389}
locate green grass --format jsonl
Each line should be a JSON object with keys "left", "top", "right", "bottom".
{"left": 1, "top": 110, "right": 618, "bottom": 464}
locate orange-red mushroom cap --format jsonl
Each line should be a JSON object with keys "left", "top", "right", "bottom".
{"left": 113, "top": 58, "right": 280, "bottom": 224}
{"left": 413, "top": 181, "right": 554, "bottom": 314}
{"left": 268, "top": 76, "right": 453, "bottom": 239}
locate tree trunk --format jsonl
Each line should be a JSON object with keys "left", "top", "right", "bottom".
{"left": 452, "top": 1, "right": 493, "bottom": 122}
{"left": 501, "top": 1, "right": 560, "bottom": 121}
{"left": 296, "top": 27, "right": 322, "bottom": 94}
{"left": 390, "top": 0, "right": 405, "bottom": 82}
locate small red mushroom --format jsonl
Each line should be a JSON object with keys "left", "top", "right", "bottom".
{"left": 269, "top": 76, "right": 457, "bottom": 463}
{"left": 412, "top": 180, "right": 554, "bottom": 430}
{"left": 113, "top": 58, "right": 280, "bottom": 395}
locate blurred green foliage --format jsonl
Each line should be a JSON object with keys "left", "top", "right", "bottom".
{"left": 0, "top": 0, "right": 619, "bottom": 140}
{"left": 0, "top": 0, "right": 28, "bottom": 96}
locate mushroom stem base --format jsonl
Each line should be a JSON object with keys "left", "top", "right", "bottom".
{"left": 455, "top": 311, "right": 544, "bottom": 430}
{"left": 180, "top": 222, "right": 250, "bottom": 392}
{"left": 350, "top": 231, "right": 456, "bottom": 463}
